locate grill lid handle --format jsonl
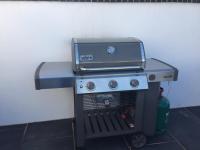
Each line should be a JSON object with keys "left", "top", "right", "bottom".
{"left": 80, "top": 66, "right": 142, "bottom": 72}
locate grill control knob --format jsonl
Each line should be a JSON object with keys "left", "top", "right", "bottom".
{"left": 130, "top": 79, "right": 139, "bottom": 87}
{"left": 108, "top": 80, "right": 118, "bottom": 89}
{"left": 86, "top": 81, "right": 95, "bottom": 91}
{"left": 149, "top": 74, "right": 156, "bottom": 81}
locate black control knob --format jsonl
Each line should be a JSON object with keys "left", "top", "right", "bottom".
{"left": 86, "top": 81, "right": 95, "bottom": 91}
{"left": 130, "top": 79, "right": 139, "bottom": 87}
{"left": 109, "top": 80, "right": 118, "bottom": 89}
{"left": 149, "top": 74, "right": 156, "bottom": 81}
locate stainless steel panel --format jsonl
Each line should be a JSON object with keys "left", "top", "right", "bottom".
{"left": 35, "top": 58, "right": 178, "bottom": 89}
{"left": 75, "top": 58, "right": 178, "bottom": 83}
{"left": 147, "top": 71, "right": 175, "bottom": 82}
{"left": 39, "top": 62, "right": 74, "bottom": 79}
{"left": 145, "top": 58, "right": 178, "bottom": 82}
{"left": 75, "top": 75, "right": 148, "bottom": 94}
{"left": 72, "top": 37, "right": 142, "bottom": 44}
{"left": 36, "top": 62, "right": 75, "bottom": 89}
{"left": 80, "top": 66, "right": 142, "bottom": 71}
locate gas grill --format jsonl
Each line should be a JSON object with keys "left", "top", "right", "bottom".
{"left": 35, "top": 37, "right": 178, "bottom": 149}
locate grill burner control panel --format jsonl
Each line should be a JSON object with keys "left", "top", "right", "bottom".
{"left": 76, "top": 75, "right": 148, "bottom": 94}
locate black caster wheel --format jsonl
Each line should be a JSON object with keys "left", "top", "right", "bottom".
{"left": 131, "top": 133, "right": 146, "bottom": 149}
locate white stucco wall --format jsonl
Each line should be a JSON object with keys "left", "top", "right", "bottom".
{"left": 0, "top": 2, "right": 200, "bottom": 125}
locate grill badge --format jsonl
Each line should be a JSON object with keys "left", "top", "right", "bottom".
{"left": 80, "top": 54, "right": 94, "bottom": 62}
{"left": 107, "top": 46, "right": 116, "bottom": 54}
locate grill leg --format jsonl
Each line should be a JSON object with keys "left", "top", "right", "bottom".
{"left": 74, "top": 92, "right": 85, "bottom": 148}
{"left": 135, "top": 90, "right": 145, "bottom": 132}
{"left": 143, "top": 82, "right": 160, "bottom": 136}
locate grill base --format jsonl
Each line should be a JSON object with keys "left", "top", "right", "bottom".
{"left": 73, "top": 83, "right": 160, "bottom": 149}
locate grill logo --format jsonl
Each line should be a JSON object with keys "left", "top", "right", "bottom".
{"left": 80, "top": 54, "right": 94, "bottom": 62}
{"left": 163, "top": 74, "right": 173, "bottom": 79}
{"left": 107, "top": 46, "right": 116, "bottom": 54}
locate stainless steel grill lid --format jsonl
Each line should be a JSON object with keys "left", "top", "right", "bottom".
{"left": 71, "top": 37, "right": 146, "bottom": 73}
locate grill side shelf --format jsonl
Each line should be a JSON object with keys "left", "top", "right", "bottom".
{"left": 34, "top": 62, "right": 75, "bottom": 89}
{"left": 151, "top": 58, "right": 178, "bottom": 81}
{"left": 35, "top": 62, "right": 45, "bottom": 90}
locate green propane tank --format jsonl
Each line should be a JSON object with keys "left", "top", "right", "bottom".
{"left": 156, "top": 87, "right": 170, "bottom": 134}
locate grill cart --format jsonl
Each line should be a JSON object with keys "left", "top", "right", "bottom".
{"left": 35, "top": 37, "right": 178, "bottom": 149}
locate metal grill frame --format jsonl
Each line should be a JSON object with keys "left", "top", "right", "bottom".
{"left": 73, "top": 82, "right": 161, "bottom": 149}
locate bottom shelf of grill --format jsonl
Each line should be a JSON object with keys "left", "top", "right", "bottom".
{"left": 84, "top": 109, "right": 136, "bottom": 139}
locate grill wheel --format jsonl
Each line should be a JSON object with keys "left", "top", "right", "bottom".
{"left": 131, "top": 133, "right": 147, "bottom": 149}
